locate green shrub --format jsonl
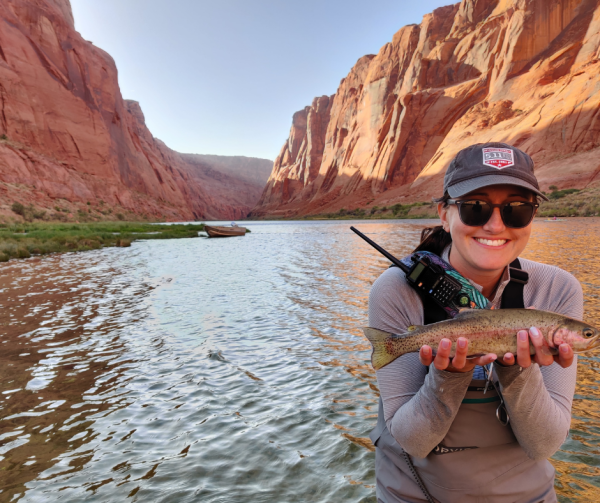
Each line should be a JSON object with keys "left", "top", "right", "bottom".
{"left": 78, "top": 239, "right": 102, "bottom": 250}
{"left": 549, "top": 189, "right": 580, "bottom": 200}
{"left": 17, "top": 247, "right": 30, "bottom": 259}
{"left": 0, "top": 252, "right": 9, "bottom": 262}
{"left": 347, "top": 208, "right": 366, "bottom": 217}
{"left": 549, "top": 185, "right": 558, "bottom": 191}
{"left": 11, "top": 202, "right": 25, "bottom": 215}
{"left": 370, "top": 206, "right": 379, "bottom": 215}
{"left": 116, "top": 213, "right": 124, "bottom": 220}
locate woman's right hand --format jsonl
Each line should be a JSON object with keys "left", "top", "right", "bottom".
{"left": 419, "top": 338, "right": 498, "bottom": 373}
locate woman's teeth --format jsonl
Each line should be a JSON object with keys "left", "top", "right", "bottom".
{"left": 475, "top": 238, "right": 507, "bottom": 247}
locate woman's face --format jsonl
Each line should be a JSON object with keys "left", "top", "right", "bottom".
{"left": 439, "top": 184, "right": 536, "bottom": 280}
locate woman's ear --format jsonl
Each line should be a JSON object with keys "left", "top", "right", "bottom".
{"left": 438, "top": 202, "right": 450, "bottom": 232}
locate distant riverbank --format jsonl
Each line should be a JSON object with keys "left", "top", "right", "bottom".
{"left": 257, "top": 185, "right": 600, "bottom": 221}
{"left": 0, "top": 222, "right": 206, "bottom": 262}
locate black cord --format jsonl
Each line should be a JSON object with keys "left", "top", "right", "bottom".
{"left": 402, "top": 450, "right": 436, "bottom": 503}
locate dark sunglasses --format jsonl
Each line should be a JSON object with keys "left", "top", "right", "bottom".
{"left": 447, "top": 199, "right": 539, "bottom": 228}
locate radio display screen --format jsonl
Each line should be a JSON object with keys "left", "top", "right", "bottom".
{"left": 408, "top": 262, "right": 426, "bottom": 282}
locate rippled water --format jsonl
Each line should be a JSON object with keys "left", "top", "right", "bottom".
{"left": 0, "top": 219, "right": 599, "bottom": 502}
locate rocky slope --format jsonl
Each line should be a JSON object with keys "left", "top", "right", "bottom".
{"left": 0, "top": 0, "right": 271, "bottom": 222}
{"left": 251, "top": 0, "right": 600, "bottom": 218}
{"left": 180, "top": 155, "right": 273, "bottom": 214}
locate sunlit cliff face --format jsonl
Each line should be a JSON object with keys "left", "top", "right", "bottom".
{"left": 439, "top": 185, "right": 536, "bottom": 287}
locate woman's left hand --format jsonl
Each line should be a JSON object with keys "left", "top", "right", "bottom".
{"left": 497, "top": 327, "right": 574, "bottom": 369}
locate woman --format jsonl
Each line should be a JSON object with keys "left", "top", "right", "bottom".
{"left": 369, "top": 143, "right": 582, "bottom": 503}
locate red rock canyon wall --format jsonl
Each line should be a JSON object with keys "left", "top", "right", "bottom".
{"left": 252, "top": 0, "right": 600, "bottom": 217}
{"left": 0, "top": 0, "right": 271, "bottom": 221}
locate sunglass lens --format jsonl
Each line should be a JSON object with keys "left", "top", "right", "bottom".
{"left": 502, "top": 203, "right": 534, "bottom": 228}
{"left": 459, "top": 201, "right": 492, "bottom": 226}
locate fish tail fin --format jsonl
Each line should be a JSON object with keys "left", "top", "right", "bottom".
{"left": 362, "top": 327, "right": 398, "bottom": 370}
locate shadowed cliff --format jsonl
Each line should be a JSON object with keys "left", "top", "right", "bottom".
{"left": 0, "top": 0, "right": 271, "bottom": 222}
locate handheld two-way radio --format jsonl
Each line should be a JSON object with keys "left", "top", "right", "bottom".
{"left": 350, "top": 226, "right": 490, "bottom": 317}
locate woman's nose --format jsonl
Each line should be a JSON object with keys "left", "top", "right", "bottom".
{"left": 482, "top": 207, "right": 505, "bottom": 232}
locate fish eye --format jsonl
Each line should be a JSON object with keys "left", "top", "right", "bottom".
{"left": 583, "top": 329, "right": 594, "bottom": 338}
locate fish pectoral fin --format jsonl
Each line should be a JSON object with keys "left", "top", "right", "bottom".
{"left": 466, "top": 353, "right": 486, "bottom": 360}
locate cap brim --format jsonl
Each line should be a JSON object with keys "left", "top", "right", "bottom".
{"left": 447, "top": 175, "right": 549, "bottom": 201}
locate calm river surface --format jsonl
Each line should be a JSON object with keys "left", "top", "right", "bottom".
{"left": 0, "top": 219, "right": 599, "bottom": 502}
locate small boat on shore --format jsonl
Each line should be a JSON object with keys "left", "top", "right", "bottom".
{"left": 205, "top": 224, "right": 247, "bottom": 237}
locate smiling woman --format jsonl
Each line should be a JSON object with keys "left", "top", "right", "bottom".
{"left": 440, "top": 187, "right": 539, "bottom": 299}
{"left": 368, "top": 143, "right": 583, "bottom": 503}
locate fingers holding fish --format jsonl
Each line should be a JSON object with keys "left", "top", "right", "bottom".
{"left": 430, "top": 338, "right": 496, "bottom": 373}
{"left": 520, "top": 327, "right": 574, "bottom": 368}
{"left": 466, "top": 353, "right": 497, "bottom": 368}
{"left": 433, "top": 338, "right": 453, "bottom": 371}
{"left": 419, "top": 345, "right": 433, "bottom": 366}
{"left": 516, "top": 329, "right": 532, "bottom": 368}
{"left": 498, "top": 352, "right": 515, "bottom": 366}
{"left": 554, "top": 343, "right": 574, "bottom": 368}
{"left": 451, "top": 337, "right": 469, "bottom": 369}
{"left": 529, "top": 326, "right": 555, "bottom": 367}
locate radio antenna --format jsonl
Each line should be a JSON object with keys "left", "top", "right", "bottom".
{"left": 350, "top": 226, "right": 410, "bottom": 274}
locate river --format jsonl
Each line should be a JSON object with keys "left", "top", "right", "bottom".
{"left": 0, "top": 219, "right": 598, "bottom": 502}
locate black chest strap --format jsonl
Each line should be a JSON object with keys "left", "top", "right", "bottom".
{"left": 420, "top": 258, "right": 528, "bottom": 325}
{"left": 501, "top": 259, "right": 528, "bottom": 309}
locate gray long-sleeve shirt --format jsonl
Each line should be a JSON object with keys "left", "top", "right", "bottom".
{"left": 369, "top": 248, "right": 583, "bottom": 461}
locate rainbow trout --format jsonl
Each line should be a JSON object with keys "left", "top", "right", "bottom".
{"left": 363, "top": 308, "right": 600, "bottom": 370}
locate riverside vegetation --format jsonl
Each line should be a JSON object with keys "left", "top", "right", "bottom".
{"left": 306, "top": 185, "right": 600, "bottom": 221}
{"left": 0, "top": 222, "right": 206, "bottom": 262}
{"left": 310, "top": 202, "right": 438, "bottom": 220}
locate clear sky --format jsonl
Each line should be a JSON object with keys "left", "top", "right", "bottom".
{"left": 70, "top": 0, "right": 454, "bottom": 160}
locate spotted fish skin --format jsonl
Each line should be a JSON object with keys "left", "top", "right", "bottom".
{"left": 363, "top": 309, "right": 600, "bottom": 370}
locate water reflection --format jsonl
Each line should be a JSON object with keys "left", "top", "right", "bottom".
{"left": 0, "top": 218, "right": 598, "bottom": 502}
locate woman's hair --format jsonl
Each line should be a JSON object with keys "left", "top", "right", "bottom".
{"left": 413, "top": 193, "right": 452, "bottom": 255}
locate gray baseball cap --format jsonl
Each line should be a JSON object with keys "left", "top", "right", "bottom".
{"left": 443, "top": 142, "right": 548, "bottom": 201}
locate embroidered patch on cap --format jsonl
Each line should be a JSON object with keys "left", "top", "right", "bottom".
{"left": 482, "top": 147, "right": 515, "bottom": 169}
